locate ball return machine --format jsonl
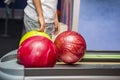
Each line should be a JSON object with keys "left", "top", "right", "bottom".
{"left": 0, "top": 49, "right": 120, "bottom": 80}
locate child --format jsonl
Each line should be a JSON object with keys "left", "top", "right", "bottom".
{"left": 24, "top": 0, "right": 60, "bottom": 37}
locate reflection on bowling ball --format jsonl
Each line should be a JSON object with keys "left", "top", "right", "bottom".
{"left": 19, "top": 30, "right": 51, "bottom": 46}
{"left": 17, "top": 36, "right": 57, "bottom": 68}
{"left": 54, "top": 31, "right": 86, "bottom": 64}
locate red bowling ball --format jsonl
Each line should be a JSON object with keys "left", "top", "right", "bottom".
{"left": 54, "top": 31, "right": 86, "bottom": 64}
{"left": 17, "top": 36, "right": 57, "bottom": 68}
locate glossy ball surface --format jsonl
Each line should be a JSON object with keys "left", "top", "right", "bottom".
{"left": 17, "top": 36, "right": 56, "bottom": 67}
{"left": 54, "top": 31, "right": 86, "bottom": 64}
{"left": 19, "top": 30, "right": 51, "bottom": 46}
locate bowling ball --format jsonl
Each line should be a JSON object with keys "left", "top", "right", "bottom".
{"left": 54, "top": 31, "right": 86, "bottom": 64}
{"left": 19, "top": 30, "right": 51, "bottom": 46}
{"left": 17, "top": 36, "right": 57, "bottom": 68}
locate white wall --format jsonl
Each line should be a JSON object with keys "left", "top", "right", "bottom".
{"left": 72, "top": 0, "right": 80, "bottom": 32}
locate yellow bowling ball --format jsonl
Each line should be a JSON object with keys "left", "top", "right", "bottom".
{"left": 19, "top": 30, "right": 51, "bottom": 46}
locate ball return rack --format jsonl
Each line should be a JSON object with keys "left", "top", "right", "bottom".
{"left": 0, "top": 49, "right": 120, "bottom": 80}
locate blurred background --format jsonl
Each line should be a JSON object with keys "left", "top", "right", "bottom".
{"left": 0, "top": 0, "right": 26, "bottom": 57}
{"left": 0, "top": 0, "right": 120, "bottom": 58}
{"left": 0, "top": 0, "right": 73, "bottom": 58}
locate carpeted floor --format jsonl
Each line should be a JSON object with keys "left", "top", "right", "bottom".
{"left": 0, "top": 19, "right": 24, "bottom": 58}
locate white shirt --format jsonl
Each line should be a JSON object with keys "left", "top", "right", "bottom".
{"left": 24, "top": 0, "right": 58, "bottom": 23}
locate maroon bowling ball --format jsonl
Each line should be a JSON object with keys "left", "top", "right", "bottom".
{"left": 17, "top": 36, "right": 57, "bottom": 68}
{"left": 54, "top": 31, "right": 86, "bottom": 64}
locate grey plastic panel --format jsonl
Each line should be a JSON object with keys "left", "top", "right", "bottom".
{"left": 0, "top": 49, "right": 24, "bottom": 80}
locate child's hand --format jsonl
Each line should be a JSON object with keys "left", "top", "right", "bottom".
{"left": 54, "top": 20, "right": 60, "bottom": 35}
{"left": 54, "top": 12, "right": 60, "bottom": 35}
{"left": 38, "top": 17, "right": 46, "bottom": 32}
